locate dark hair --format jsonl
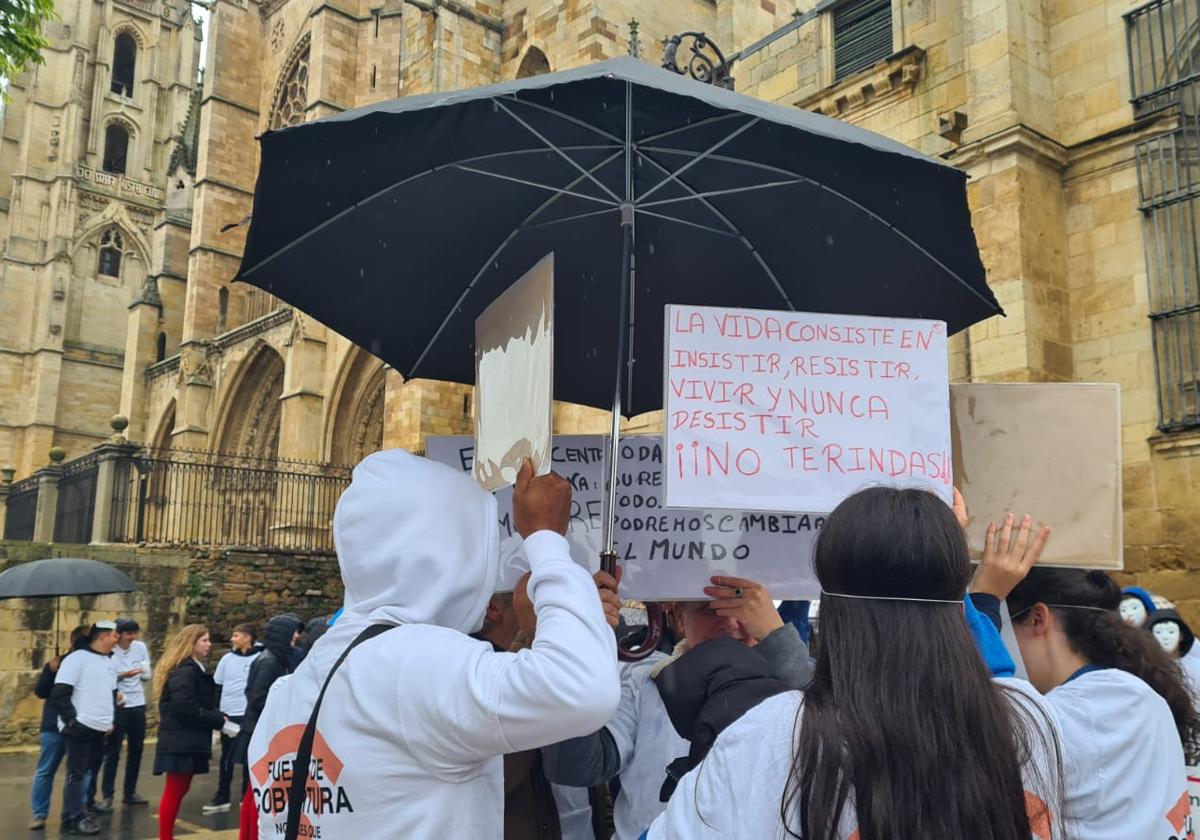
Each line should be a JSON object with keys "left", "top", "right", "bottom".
{"left": 69, "top": 624, "right": 89, "bottom": 651}
{"left": 115, "top": 618, "right": 139, "bottom": 634}
{"left": 233, "top": 622, "right": 257, "bottom": 640}
{"left": 1008, "top": 568, "right": 1200, "bottom": 762}
{"left": 785, "top": 488, "right": 1059, "bottom": 840}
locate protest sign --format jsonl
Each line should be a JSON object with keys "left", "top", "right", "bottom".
{"left": 1188, "top": 767, "right": 1200, "bottom": 840}
{"left": 663, "top": 305, "right": 951, "bottom": 513}
{"left": 950, "top": 382, "right": 1122, "bottom": 570}
{"left": 426, "top": 434, "right": 822, "bottom": 599}
{"left": 473, "top": 253, "right": 554, "bottom": 491}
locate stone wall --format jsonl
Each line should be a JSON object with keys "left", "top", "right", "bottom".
{"left": 0, "top": 540, "right": 343, "bottom": 747}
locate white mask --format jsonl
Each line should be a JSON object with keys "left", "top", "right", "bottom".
{"left": 1153, "top": 622, "right": 1182, "bottom": 655}
{"left": 1119, "top": 597, "right": 1147, "bottom": 627}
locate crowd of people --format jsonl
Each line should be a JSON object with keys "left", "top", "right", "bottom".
{"left": 27, "top": 609, "right": 332, "bottom": 837}
{"left": 25, "top": 448, "right": 1200, "bottom": 839}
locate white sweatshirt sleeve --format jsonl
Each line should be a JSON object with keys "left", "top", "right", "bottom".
{"left": 489, "top": 531, "right": 620, "bottom": 752}
{"left": 400, "top": 531, "right": 620, "bottom": 774}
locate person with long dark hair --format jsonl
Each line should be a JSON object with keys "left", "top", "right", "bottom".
{"left": 978, "top": 540, "right": 1199, "bottom": 840}
{"left": 644, "top": 487, "right": 1061, "bottom": 840}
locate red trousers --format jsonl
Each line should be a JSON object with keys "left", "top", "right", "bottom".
{"left": 239, "top": 785, "right": 258, "bottom": 840}
{"left": 158, "top": 772, "right": 191, "bottom": 840}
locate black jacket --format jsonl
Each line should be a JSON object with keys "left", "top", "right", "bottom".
{"left": 35, "top": 662, "right": 58, "bottom": 733}
{"left": 653, "top": 636, "right": 788, "bottom": 802}
{"left": 242, "top": 614, "right": 302, "bottom": 737}
{"left": 156, "top": 659, "right": 224, "bottom": 756}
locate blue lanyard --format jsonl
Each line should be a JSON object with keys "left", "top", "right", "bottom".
{"left": 1065, "top": 663, "right": 1106, "bottom": 683}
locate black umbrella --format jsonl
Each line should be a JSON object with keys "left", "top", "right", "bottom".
{"left": 237, "top": 56, "right": 999, "bottom": 569}
{"left": 0, "top": 558, "right": 138, "bottom": 653}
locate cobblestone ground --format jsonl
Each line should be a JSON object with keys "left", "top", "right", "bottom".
{"left": 0, "top": 746, "right": 240, "bottom": 838}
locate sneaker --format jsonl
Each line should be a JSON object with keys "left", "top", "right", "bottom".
{"left": 28, "top": 816, "right": 46, "bottom": 830}
{"left": 88, "top": 798, "right": 113, "bottom": 814}
{"left": 122, "top": 794, "right": 148, "bottom": 806}
{"left": 202, "top": 799, "right": 231, "bottom": 814}
{"left": 64, "top": 816, "right": 102, "bottom": 836}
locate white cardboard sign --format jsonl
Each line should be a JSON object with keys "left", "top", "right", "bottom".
{"left": 663, "top": 305, "right": 952, "bottom": 512}
{"left": 473, "top": 253, "right": 554, "bottom": 490}
{"left": 426, "top": 434, "right": 822, "bottom": 600}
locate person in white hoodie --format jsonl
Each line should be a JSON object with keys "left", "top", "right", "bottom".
{"left": 246, "top": 451, "right": 620, "bottom": 839}
{"left": 989, "top": 561, "right": 1200, "bottom": 840}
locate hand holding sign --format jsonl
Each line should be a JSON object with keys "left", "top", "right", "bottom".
{"left": 703, "top": 576, "right": 785, "bottom": 642}
{"left": 513, "top": 460, "right": 572, "bottom": 538}
{"left": 971, "top": 512, "right": 1052, "bottom": 600}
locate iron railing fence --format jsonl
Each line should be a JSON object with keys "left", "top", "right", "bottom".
{"left": 53, "top": 453, "right": 99, "bottom": 544}
{"left": 109, "top": 448, "right": 351, "bottom": 553}
{"left": 3, "top": 475, "right": 39, "bottom": 541}
{"left": 1126, "top": 0, "right": 1200, "bottom": 115}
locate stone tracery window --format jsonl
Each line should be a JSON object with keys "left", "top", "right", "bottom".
{"left": 271, "top": 38, "right": 311, "bottom": 130}
{"left": 98, "top": 228, "right": 124, "bottom": 277}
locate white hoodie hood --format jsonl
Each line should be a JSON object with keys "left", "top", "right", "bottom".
{"left": 248, "top": 448, "right": 618, "bottom": 840}
{"left": 332, "top": 448, "right": 500, "bottom": 634}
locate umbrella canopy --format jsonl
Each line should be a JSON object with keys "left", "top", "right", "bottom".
{"left": 237, "top": 57, "right": 999, "bottom": 417}
{"left": 0, "top": 557, "right": 137, "bottom": 599}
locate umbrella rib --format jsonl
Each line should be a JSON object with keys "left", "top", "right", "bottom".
{"left": 634, "top": 208, "right": 740, "bottom": 238}
{"left": 636, "top": 117, "right": 761, "bottom": 204}
{"left": 636, "top": 178, "right": 805, "bottom": 209}
{"left": 498, "top": 94, "right": 623, "bottom": 144}
{"left": 633, "top": 147, "right": 797, "bottom": 311}
{"left": 521, "top": 206, "right": 620, "bottom": 232}
{"left": 637, "top": 112, "right": 748, "bottom": 147}
{"left": 643, "top": 146, "right": 1000, "bottom": 312}
{"left": 450, "top": 164, "right": 618, "bottom": 207}
{"left": 493, "top": 98, "right": 624, "bottom": 204}
{"left": 240, "top": 145, "right": 620, "bottom": 279}
{"left": 409, "top": 149, "right": 627, "bottom": 376}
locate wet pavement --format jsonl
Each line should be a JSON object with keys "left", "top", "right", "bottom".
{"left": 0, "top": 745, "right": 239, "bottom": 838}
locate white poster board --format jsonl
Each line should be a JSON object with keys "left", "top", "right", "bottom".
{"left": 1187, "top": 767, "right": 1200, "bottom": 840}
{"left": 473, "top": 253, "right": 554, "bottom": 491}
{"left": 663, "top": 305, "right": 951, "bottom": 512}
{"left": 426, "top": 435, "right": 822, "bottom": 599}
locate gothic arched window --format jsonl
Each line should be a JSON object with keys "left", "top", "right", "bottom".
{"left": 103, "top": 124, "right": 129, "bottom": 174}
{"left": 98, "top": 229, "right": 124, "bottom": 277}
{"left": 270, "top": 40, "right": 311, "bottom": 130}
{"left": 112, "top": 33, "right": 137, "bottom": 96}
{"left": 517, "top": 47, "right": 551, "bottom": 79}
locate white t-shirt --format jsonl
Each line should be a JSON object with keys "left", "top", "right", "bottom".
{"left": 214, "top": 649, "right": 260, "bottom": 717}
{"left": 649, "top": 680, "right": 1061, "bottom": 840}
{"left": 605, "top": 652, "right": 687, "bottom": 840}
{"left": 55, "top": 649, "right": 117, "bottom": 733}
{"left": 1044, "top": 668, "right": 1191, "bottom": 840}
{"left": 110, "top": 640, "right": 152, "bottom": 708}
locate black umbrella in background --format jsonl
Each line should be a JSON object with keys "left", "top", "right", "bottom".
{"left": 0, "top": 558, "right": 138, "bottom": 654}
{"left": 236, "top": 57, "right": 1000, "bottom": 623}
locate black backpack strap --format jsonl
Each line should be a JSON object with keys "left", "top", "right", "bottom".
{"left": 284, "top": 623, "right": 394, "bottom": 840}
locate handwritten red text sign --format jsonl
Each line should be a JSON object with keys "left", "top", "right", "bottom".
{"left": 663, "top": 305, "right": 951, "bottom": 513}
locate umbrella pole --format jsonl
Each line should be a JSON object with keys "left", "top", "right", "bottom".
{"left": 600, "top": 205, "right": 634, "bottom": 578}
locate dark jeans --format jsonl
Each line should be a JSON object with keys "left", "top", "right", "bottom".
{"left": 100, "top": 705, "right": 146, "bottom": 799}
{"left": 214, "top": 714, "right": 245, "bottom": 803}
{"left": 63, "top": 726, "right": 106, "bottom": 822}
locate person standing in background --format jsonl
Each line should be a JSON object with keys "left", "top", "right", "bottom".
{"left": 28, "top": 625, "right": 89, "bottom": 831}
{"left": 153, "top": 624, "right": 226, "bottom": 840}
{"left": 50, "top": 620, "right": 120, "bottom": 837}
{"left": 98, "top": 618, "right": 151, "bottom": 809}
{"left": 205, "top": 623, "right": 259, "bottom": 814}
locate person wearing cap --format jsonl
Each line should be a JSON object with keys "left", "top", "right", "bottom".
{"left": 96, "top": 617, "right": 152, "bottom": 809}
{"left": 49, "top": 620, "right": 120, "bottom": 836}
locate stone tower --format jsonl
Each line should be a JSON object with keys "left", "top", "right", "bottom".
{"left": 0, "top": 0, "right": 202, "bottom": 477}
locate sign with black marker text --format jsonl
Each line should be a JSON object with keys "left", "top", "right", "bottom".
{"left": 425, "top": 435, "right": 821, "bottom": 600}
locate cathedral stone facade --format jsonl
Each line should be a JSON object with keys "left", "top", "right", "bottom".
{"left": 2, "top": 0, "right": 1200, "bottom": 613}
